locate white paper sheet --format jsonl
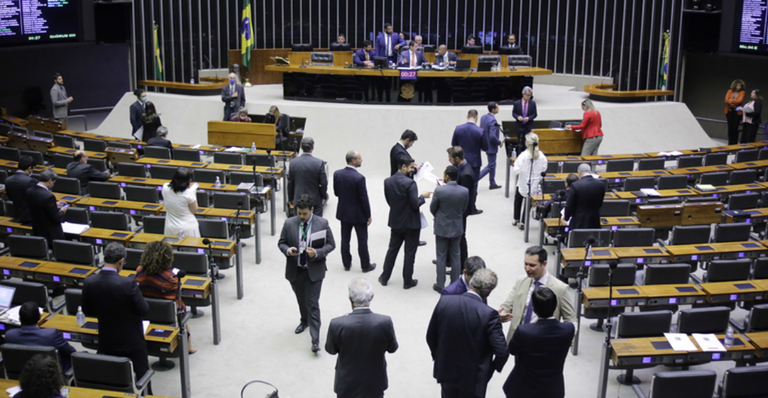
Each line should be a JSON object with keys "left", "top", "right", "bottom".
{"left": 414, "top": 161, "right": 437, "bottom": 183}
{"left": 132, "top": 126, "right": 144, "bottom": 141}
{"left": 664, "top": 333, "right": 698, "bottom": 351}
{"left": 640, "top": 188, "right": 661, "bottom": 197}
{"left": 61, "top": 222, "right": 90, "bottom": 235}
{"left": 224, "top": 146, "right": 246, "bottom": 152}
{"left": 692, "top": 333, "right": 727, "bottom": 352}
{"left": 143, "top": 320, "right": 150, "bottom": 333}
{"left": 420, "top": 211, "right": 428, "bottom": 229}
{"left": 658, "top": 151, "right": 683, "bottom": 156}
{"left": 192, "top": 144, "right": 201, "bottom": 149}
{"left": 6, "top": 386, "right": 21, "bottom": 396}
{"left": 310, "top": 230, "right": 326, "bottom": 247}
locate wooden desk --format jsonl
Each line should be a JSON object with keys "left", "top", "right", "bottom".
{"left": 694, "top": 183, "right": 765, "bottom": 198}
{"left": 139, "top": 78, "right": 228, "bottom": 95}
{"left": 612, "top": 246, "right": 670, "bottom": 265}
{"left": 75, "top": 197, "right": 164, "bottom": 216}
{"left": 119, "top": 270, "right": 211, "bottom": 300}
{"left": 665, "top": 241, "right": 768, "bottom": 262}
{"left": 173, "top": 143, "right": 226, "bottom": 153}
{"left": 583, "top": 286, "right": 646, "bottom": 308}
{"left": 560, "top": 247, "right": 617, "bottom": 268}
{"left": 177, "top": 237, "right": 235, "bottom": 258}
{"left": 33, "top": 261, "right": 96, "bottom": 285}
{"left": 600, "top": 170, "right": 670, "bottom": 182}
{"left": 666, "top": 164, "right": 734, "bottom": 176}
{"left": 52, "top": 192, "right": 82, "bottom": 204}
{"left": 531, "top": 128, "right": 584, "bottom": 155}
{"left": 746, "top": 331, "right": 768, "bottom": 358}
{"left": 26, "top": 116, "right": 65, "bottom": 133}
{"left": 207, "top": 121, "right": 277, "bottom": 149}
{"left": 0, "top": 379, "right": 178, "bottom": 398}
{"left": 615, "top": 189, "right": 700, "bottom": 204}
{"left": 582, "top": 153, "right": 650, "bottom": 163}
{"left": 110, "top": 175, "right": 166, "bottom": 187}
{"left": 127, "top": 233, "right": 185, "bottom": 249}
{"left": 699, "top": 281, "right": 767, "bottom": 303}
{"left": 611, "top": 334, "right": 753, "bottom": 366}
{"left": 680, "top": 201, "right": 724, "bottom": 225}
{"left": 106, "top": 146, "right": 140, "bottom": 164}
{"left": 584, "top": 83, "right": 674, "bottom": 101}
{"left": 0, "top": 216, "right": 32, "bottom": 235}
{"left": 723, "top": 208, "right": 768, "bottom": 224}
{"left": 0, "top": 256, "right": 46, "bottom": 278}
{"left": 639, "top": 284, "right": 707, "bottom": 306}
{"left": 543, "top": 217, "right": 639, "bottom": 236}
{"left": 531, "top": 192, "right": 617, "bottom": 205}
{"left": 79, "top": 228, "right": 136, "bottom": 246}
{"left": 136, "top": 158, "right": 209, "bottom": 169}
{"left": 199, "top": 208, "right": 256, "bottom": 226}
{"left": 635, "top": 204, "right": 683, "bottom": 228}
{"left": 644, "top": 150, "right": 701, "bottom": 159}
{"left": 48, "top": 147, "right": 107, "bottom": 159}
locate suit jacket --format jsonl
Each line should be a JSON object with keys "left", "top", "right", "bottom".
{"left": 564, "top": 175, "right": 605, "bottom": 230}
{"left": 277, "top": 214, "right": 336, "bottom": 283}
{"left": 430, "top": 181, "right": 468, "bottom": 238}
{"left": 288, "top": 153, "right": 328, "bottom": 210}
{"left": 500, "top": 273, "right": 577, "bottom": 342}
{"left": 129, "top": 101, "right": 145, "bottom": 135}
{"left": 427, "top": 293, "right": 508, "bottom": 397}
{"left": 221, "top": 84, "right": 246, "bottom": 120}
{"left": 333, "top": 167, "right": 371, "bottom": 224}
{"left": 66, "top": 162, "right": 109, "bottom": 195}
{"left": 457, "top": 161, "right": 476, "bottom": 218}
{"left": 481, "top": 113, "right": 501, "bottom": 154}
{"left": 503, "top": 319, "right": 575, "bottom": 398}
{"left": 5, "top": 171, "right": 38, "bottom": 223}
{"left": 325, "top": 308, "right": 399, "bottom": 397}
{"left": 512, "top": 99, "right": 538, "bottom": 135}
{"left": 389, "top": 143, "right": 410, "bottom": 176}
{"left": 384, "top": 172, "right": 425, "bottom": 230}
{"left": 147, "top": 136, "right": 173, "bottom": 150}
{"left": 5, "top": 325, "right": 77, "bottom": 371}
{"left": 50, "top": 84, "right": 68, "bottom": 119}
{"left": 375, "top": 32, "right": 406, "bottom": 59}
{"left": 26, "top": 184, "right": 64, "bottom": 245}
{"left": 82, "top": 271, "right": 149, "bottom": 362}
{"left": 353, "top": 48, "right": 374, "bottom": 66}
{"left": 397, "top": 50, "right": 427, "bottom": 67}
{"left": 435, "top": 52, "right": 459, "bottom": 65}
{"left": 452, "top": 122, "right": 488, "bottom": 172}
{"left": 744, "top": 100, "right": 763, "bottom": 126}
{"left": 441, "top": 277, "right": 469, "bottom": 296}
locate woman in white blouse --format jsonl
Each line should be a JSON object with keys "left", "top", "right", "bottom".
{"left": 512, "top": 133, "right": 548, "bottom": 230}
{"left": 162, "top": 168, "right": 201, "bottom": 237}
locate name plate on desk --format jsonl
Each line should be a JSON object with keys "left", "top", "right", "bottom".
{"left": 400, "top": 70, "right": 418, "bottom": 80}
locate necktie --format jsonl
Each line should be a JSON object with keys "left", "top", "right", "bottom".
{"left": 366, "top": 52, "right": 369, "bottom": 61}
{"left": 300, "top": 222, "right": 308, "bottom": 266}
{"left": 523, "top": 281, "right": 542, "bottom": 324}
{"left": 523, "top": 101, "right": 528, "bottom": 117}
{"left": 411, "top": 52, "right": 416, "bottom": 67}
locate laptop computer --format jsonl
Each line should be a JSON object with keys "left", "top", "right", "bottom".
{"left": 477, "top": 62, "right": 493, "bottom": 72}
{"left": 0, "top": 285, "right": 16, "bottom": 315}
{"left": 455, "top": 59, "right": 471, "bottom": 71}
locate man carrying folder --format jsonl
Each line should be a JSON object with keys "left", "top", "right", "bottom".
{"left": 278, "top": 194, "right": 336, "bottom": 353}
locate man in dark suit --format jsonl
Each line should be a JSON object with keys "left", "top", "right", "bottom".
{"left": 448, "top": 147, "right": 476, "bottom": 267}
{"left": 326, "top": 277, "right": 398, "bottom": 398}
{"left": 504, "top": 33, "right": 520, "bottom": 49}
{"left": 480, "top": 102, "right": 503, "bottom": 190}
{"left": 427, "top": 268, "right": 508, "bottom": 398}
{"left": 512, "top": 86, "right": 537, "bottom": 152}
{"left": 430, "top": 165, "right": 468, "bottom": 293}
{"left": 333, "top": 151, "right": 375, "bottom": 273}
{"left": 288, "top": 137, "right": 328, "bottom": 216}
{"left": 5, "top": 156, "right": 37, "bottom": 224}
{"left": 6, "top": 301, "right": 77, "bottom": 372}
{"left": 389, "top": 129, "right": 418, "bottom": 176}
{"left": 332, "top": 34, "right": 346, "bottom": 46}
{"left": 435, "top": 45, "right": 460, "bottom": 66}
{"left": 375, "top": 22, "right": 406, "bottom": 63}
{"left": 397, "top": 41, "right": 427, "bottom": 68}
{"left": 451, "top": 109, "right": 487, "bottom": 214}
{"left": 82, "top": 243, "right": 151, "bottom": 384}
{"left": 353, "top": 41, "right": 375, "bottom": 68}
{"left": 221, "top": 72, "right": 246, "bottom": 121}
{"left": 278, "top": 194, "right": 336, "bottom": 353}
{"left": 442, "top": 256, "right": 486, "bottom": 297}
{"left": 129, "top": 89, "right": 146, "bottom": 139}
{"left": 564, "top": 163, "right": 605, "bottom": 230}
{"left": 380, "top": 156, "right": 431, "bottom": 290}
{"left": 26, "top": 169, "right": 66, "bottom": 247}
{"left": 66, "top": 150, "right": 110, "bottom": 195}
{"left": 503, "top": 286, "right": 575, "bottom": 398}
{"left": 146, "top": 126, "right": 173, "bottom": 150}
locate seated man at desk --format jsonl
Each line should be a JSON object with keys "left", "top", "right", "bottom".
{"left": 353, "top": 41, "right": 375, "bottom": 68}
{"left": 397, "top": 41, "right": 426, "bottom": 68}
{"left": 332, "top": 33, "right": 346, "bottom": 45}
{"left": 66, "top": 150, "right": 110, "bottom": 195}
{"left": 147, "top": 126, "right": 173, "bottom": 151}
{"left": 5, "top": 301, "right": 77, "bottom": 372}
{"left": 435, "top": 45, "right": 459, "bottom": 66}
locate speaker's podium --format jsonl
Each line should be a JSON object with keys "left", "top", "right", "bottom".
{"left": 207, "top": 121, "right": 277, "bottom": 149}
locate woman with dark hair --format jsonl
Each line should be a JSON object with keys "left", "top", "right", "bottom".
{"left": 130, "top": 89, "right": 147, "bottom": 140}
{"left": 136, "top": 241, "right": 196, "bottom": 353}
{"left": 15, "top": 354, "right": 64, "bottom": 398}
{"left": 725, "top": 79, "right": 746, "bottom": 144}
{"left": 162, "top": 168, "right": 200, "bottom": 237}
{"left": 141, "top": 101, "right": 162, "bottom": 143}
{"left": 740, "top": 89, "right": 763, "bottom": 143}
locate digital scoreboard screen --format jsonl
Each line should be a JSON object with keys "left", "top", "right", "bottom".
{"left": 0, "top": 0, "right": 79, "bottom": 46}
{"left": 738, "top": 0, "right": 768, "bottom": 53}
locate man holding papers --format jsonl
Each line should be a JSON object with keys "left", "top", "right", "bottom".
{"left": 278, "top": 194, "right": 336, "bottom": 353}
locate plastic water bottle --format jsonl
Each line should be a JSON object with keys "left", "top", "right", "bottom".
{"left": 178, "top": 229, "right": 185, "bottom": 240}
{"left": 190, "top": 78, "right": 195, "bottom": 84}
{"left": 510, "top": 148, "right": 517, "bottom": 159}
{"left": 586, "top": 246, "right": 593, "bottom": 260}
{"left": 76, "top": 306, "right": 85, "bottom": 327}
{"left": 724, "top": 325, "right": 734, "bottom": 348}
{"left": 251, "top": 142, "right": 257, "bottom": 152}
{"left": 215, "top": 176, "right": 222, "bottom": 189}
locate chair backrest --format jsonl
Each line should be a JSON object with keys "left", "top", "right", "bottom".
{"left": 173, "top": 148, "right": 201, "bottom": 162}
{"left": 507, "top": 54, "right": 532, "bottom": 67}
{"left": 721, "top": 366, "right": 768, "bottom": 398}
{"left": 89, "top": 181, "right": 122, "bottom": 200}
{"left": 51, "top": 176, "right": 81, "bottom": 195}
{"left": 567, "top": 229, "right": 611, "bottom": 248}
{"left": 638, "top": 158, "right": 665, "bottom": 171}
{"left": 197, "top": 190, "right": 210, "bottom": 207}
{"left": 124, "top": 186, "right": 159, "bottom": 203}
{"left": 193, "top": 169, "right": 225, "bottom": 184}
{"left": 64, "top": 288, "right": 82, "bottom": 315}
{"left": 87, "top": 158, "right": 107, "bottom": 172}
{"left": 542, "top": 179, "right": 566, "bottom": 195}
{"left": 63, "top": 207, "right": 89, "bottom": 224}
{"left": 144, "top": 297, "right": 177, "bottom": 325}
{"left": 669, "top": 225, "right": 711, "bottom": 245}
{"left": 657, "top": 175, "right": 688, "bottom": 190}
{"left": 53, "top": 135, "right": 75, "bottom": 149}
{"left": 712, "top": 222, "right": 751, "bottom": 243}
{"left": 310, "top": 52, "right": 334, "bottom": 65}
{"left": 677, "top": 155, "right": 703, "bottom": 168}
{"left": 747, "top": 303, "right": 768, "bottom": 332}
{"left": 599, "top": 200, "right": 630, "bottom": 217}
{"left": 735, "top": 149, "right": 760, "bottom": 163}
{"left": 754, "top": 258, "right": 768, "bottom": 280}
{"left": 546, "top": 161, "right": 559, "bottom": 174}
{"left": 142, "top": 216, "right": 165, "bottom": 234}
{"left": 705, "top": 259, "right": 752, "bottom": 282}
{"left": 52, "top": 240, "right": 96, "bottom": 266}
{"left": 107, "top": 141, "right": 132, "bottom": 150}
{"left": 83, "top": 139, "right": 107, "bottom": 152}
{"left": 245, "top": 153, "right": 276, "bottom": 168}
{"left": 71, "top": 352, "right": 139, "bottom": 394}
{"left": 0, "top": 169, "right": 7, "bottom": 183}
{"left": 561, "top": 161, "right": 581, "bottom": 173}
{"left": 213, "top": 152, "right": 244, "bottom": 165}
{"left": 613, "top": 228, "right": 655, "bottom": 247}
{"left": 644, "top": 263, "right": 691, "bottom": 285}
{"left": 230, "top": 172, "right": 258, "bottom": 185}
{"left": 617, "top": 310, "right": 672, "bottom": 338}
{"left": 171, "top": 251, "right": 208, "bottom": 275}
{"left": 1, "top": 279, "right": 48, "bottom": 309}
{"left": 605, "top": 159, "right": 634, "bottom": 172}
{"left": 117, "top": 162, "right": 147, "bottom": 178}
{"left": 728, "top": 169, "right": 758, "bottom": 185}
{"left": 1, "top": 343, "right": 58, "bottom": 380}
{"left": 623, "top": 177, "right": 657, "bottom": 191}
{"left": 8, "top": 235, "right": 49, "bottom": 260}
{"left": 143, "top": 146, "right": 171, "bottom": 160}
{"left": 90, "top": 211, "right": 129, "bottom": 231}
{"left": 198, "top": 219, "right": 228, "bottom": 239}
{"left": 648, "top": 371, "right": 717, "bottom": 398}
{"left": 32, "top": 130, "right": 53, "bottom": 139}
{"left": 477, "top": 55, "right": 502, "bottom": 65}
{"left": 646, "top": 197, "right": 681, "bottom": 205}
{"left": 547, "top": 121, "right": 563, "bottom": 128}
{"left": 699, "top": 171, "right": 729, "bottom": 186}
{"left": 703, "top": 152, "right": 728, "bottom": 166}
{"left": 124, "top": 248, "right": 144, "bottom": 271}
{"left": 677, "top": 306, "right": 731, "bottom": 334}
{"left": 148, "top": 165, "right": 177, "bottom": 180}
{"left": 587, "top": 263, "right": 636, "bottom": 287}
{"left": 20, "top": 150, "right": 44, "bottom": 166}
{"left": 213, "top": 191, "right": 250, "bottom": 210}
{"left": 51, "top": 153, "right": 72, "bottom": 168}
{"left": 728, "top": 192, "right": 760, "bottom": 210}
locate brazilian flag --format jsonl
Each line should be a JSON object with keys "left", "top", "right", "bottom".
{"left": 154, "top": 23, "right": 163, "bottom": 81}
{"left": 658, "top": 32, "right": 669, "bottom": 90}
{"left": 241, "top": 0, "right": 255, "bottom": 69}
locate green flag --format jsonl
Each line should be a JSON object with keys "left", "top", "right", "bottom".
{"left": 658, "top": 32, "right": 669, "bottom": 90}
{"left": 154, "top": 23, "right": 163, "bottom": 81}
{"left": 241, "top": 0, "right": 255, "bottom": 69}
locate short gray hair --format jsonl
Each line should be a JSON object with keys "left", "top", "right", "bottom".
{"left": 469, "top": 268, "right": 498, "bottom": 297}
{"left": 345, "top": 151, "right": 359, "bottom": 165}
{"left": 300, "top": 136, "right": 314, "bottom": 152}
{"left": 522, "top": 86, "right": 533, "bottom": 96}
{"left": 103, "top": 242, "right": 126, "bottom": 264}
{"left": 577, "top": 163, "right": 592, "bottom": 175}
{"left": 348, "top": 277, "right": 373, "bottom": 307}
{"left": 156, "top": 126, "right": 169, "bottom": 137}
{"left": 39, "top": 168, "right": 58, "bottom": 183}
{"left": 238, "top": 107, "right": 248, "bottom": 115}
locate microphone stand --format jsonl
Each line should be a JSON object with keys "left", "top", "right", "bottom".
{"left": 234, "top": 200, "right": 244, "bottom": 300}
{"left": 252, "top": 158, "right": 263, "bottom": 265}
{"left": 202, "top": 238, "right": 222, "bottom": 345}
{"left": 597, "top": 262, "right": 619, "bottom": 398}
{"left": 572, "top": 237, "right": 594, "bottom": 356}
{"left": 175, "top": 270, "right": 191, "bottom": 398}
{"left": 523, "top": 143, "right": 537, "bottom": 243}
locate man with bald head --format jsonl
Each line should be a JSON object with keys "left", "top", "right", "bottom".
{"left": 66, "top": 150, "right": 110, "bottom": 195}
{"left": 564, "top": 163, "right": 605, "bottom": 229}
{"left": 435, "top": 45, "right": 459, "bottom": 66}
{"left": 333, "top": 151, "right": 375, "bottom": 273}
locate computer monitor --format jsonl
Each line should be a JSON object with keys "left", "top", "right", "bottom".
{"left": 461, "top": 45, "right": 483, "bottom": 54}
{"left": 0, "top": 285, "right": 15, "bottom": 313}
{"left": 330, "top": 43, "right": 352, "bottom": 52}
{"left": 455, "top": 59, "right": 471, "bottom": 71}
{"left": 499, "top": 46, "right": 523, "bottom": 55}
{"left": 477, "top": 62, "right": 493, "bottom": 72}
{"left": 291, "top": 43, "right": 314, "bottom": 52}
{"left": 373, "top": 56, "right": 389, "bottom": 69}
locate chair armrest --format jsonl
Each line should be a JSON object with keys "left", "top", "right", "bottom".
{"left": 51, "top": 298, "right": 66, "bottom": 314}
{"left": 690, "top": 273, "right": 704, "bottom": 284}
{"left": 656, "top": 239, "right": 667, "bottom": 247}
{"left": 631, "top": 384, "right": 649, "bottom": 398}
{"left": 611, "top": 188, "right": 620, "bottom": 195}
{"left": 63, "top": 367, "right": 74, "bottom": 385}
{"left": 178, "top": 311, "right": 192, "bottom": 327}
{"left": 135, "top": 369, "right": 155, "bottom": 390}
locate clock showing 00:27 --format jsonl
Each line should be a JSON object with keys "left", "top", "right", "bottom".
{"left": 400, "top": 70, "right": 417, "bottom": 80}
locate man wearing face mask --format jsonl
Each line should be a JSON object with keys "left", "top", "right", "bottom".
{"left": 221, "top": 72, "right": 246, "bottom": 121}
{"left": 129, "top": 89, "right": 147, "bottom": 140}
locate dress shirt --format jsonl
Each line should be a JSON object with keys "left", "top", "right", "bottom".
{"left": 100, "top": 267, "right": 118, "bottom": 273}
{"left": 461, "top": 276, "right": 470, "bottom": 291}
{"left": 522, "top": 271, "right": 550, "bottom": 324}
{"left": 36, "top": 183, "right": 49, "bottom": 191}
{"left": 386, "top": 35, "right": 391, "bottom": 56}
{"left": 466, "top": 290, "right": 482, "bottom": 300}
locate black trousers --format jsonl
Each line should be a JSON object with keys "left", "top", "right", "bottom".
{"left": 441, "top": 384, "right": 482, "bottom": 398}
{"left": 726, "top": 109, "right": 741, "bottom": 145}
{"left": 514, "top": 187, "right": 525, "bottom": 221}
{"left": 290, "top": 268, "right": 323, "bottom": 344}
{"left": 340, "top": 221, "right": 371, "bottom": 270}
{"left": 381, "top": 228, "right": 420, "bottom": 285}
{"left": 742, "top": 123, "right": 759, "bottom": 144}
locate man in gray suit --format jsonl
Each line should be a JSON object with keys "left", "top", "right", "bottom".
{"left": 278, "top": 194, "right": 336, "bottom": 353}
{"left": 326, "top": 278, "right": 398, "bottom": 398}
{"left": 288, "top": 136, "right": 328, "bottom": 216}
{"left": 430, "top": 165, "right": 469, "bottom": 293}
{"left": 50, "top": 73, "right": 73, "bottom": 122}
{"left": 221, "top": 72, "right": 246, "bottom": 121}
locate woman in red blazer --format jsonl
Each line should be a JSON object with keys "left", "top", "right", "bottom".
{"left": 725, "top": 79, "right": 746, "bottom": 145}
{"left": 567, "top": 99, "right": 604, "bottom": 156}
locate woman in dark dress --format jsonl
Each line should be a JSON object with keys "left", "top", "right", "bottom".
{"left": 141, "top": 101, "right": 162, "bottom": 143}
{"left": 741, "top": 89, "right": 763, "bottom": 143}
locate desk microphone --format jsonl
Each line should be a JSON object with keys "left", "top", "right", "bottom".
{"left": 583, "top": 236, "right": 596, "bottom": 248}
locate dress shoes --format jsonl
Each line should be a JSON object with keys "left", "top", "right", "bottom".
{"left": 294, "top": 323, "right": 308, "bottom": 334}
{"left": 432, "top": 259, "right": 437, "bottom": 264}
{"left": 470, "top": 209, "right": 484, "bottom": 215}
{"left": 403, "top": 279, "right": 419, "bottom": 289}
{"left": 418, "top": 241, "right": 427, "bottom": 246}
{"left": 363, "top": 263, "right": 377, "bottom": 273}
{"left": 378, "top": 276, "right": 388, "bottom": 286}
{"left": 432, "top": 283, "right": 443, "bottom": 293}
{"left": 490, "top": 184, "right": 502, "bottom": 190}
{"left": 311, "top": 343, "right": 320, "bottom": 353}
{"left": 343, "top": 266, "right": 351, "bottom": 271}
{"left": 215, "top": 274, "right": 226, "bottom": 280}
